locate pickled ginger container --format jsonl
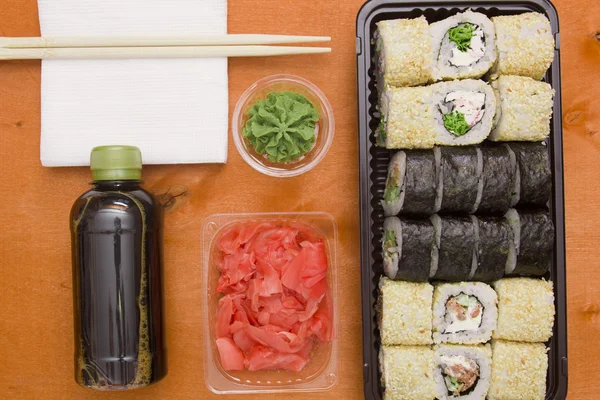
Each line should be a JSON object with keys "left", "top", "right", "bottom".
{"left": 201, "top": 212, "right": 339, "bottom": 394}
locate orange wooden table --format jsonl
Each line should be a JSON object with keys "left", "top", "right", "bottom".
{"left": 0, "top": 1, "right": 598, "bottom": 399}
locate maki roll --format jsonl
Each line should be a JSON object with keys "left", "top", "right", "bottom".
{"left": 432, "top": 282, "right": 498, "bottom": 344}
{"left": 379, "top": 345, "right": 437, "bottom": 400}
{"left": 377, "top": 85, "right": 437, "bottom": 149}
{"left": 471, "top": 217, "right": 510, "bottom": 282}
{"left": 402, "top": 150, "right": 439, "bottom": 215}
{"left": 490, "top": 12, "right": 554, "bottom": 80}
{"left": 430, "top": 10, "right": 497, "bottom": 81}
{"left": 382, "top": 217, "right": 434, "bottom": 282}
{"left": 374, "top": 16, "right": 434, "bottom": 88}
{"left": 508, "top": 142, "right": 552, "bottom": 207}
{"left": 382, "top": 150, "right": 439, "bottom": 216}
{"left": 378, "top": 278, "right": 433, "bottom": 345}
{"left": 382, "top": 152, "right": 406, "bottom": 216}
{"left": 437, "top": 147, "right": 483, "bottom": 214}
{"left": 493, "top": 278, "right": 555, "bottom": 343}
{"left": 488, "top": 75, "right": 555, "bottom": 142}
{"left": 504, "top": 209, "right": 554, "bottom": 276}
{"left": 488, "top": 341, "right": 548, "bottom": 400}
{"left": 430, "top": 215, "right": 476, "bottom": 281}
{"left": 434, "top": 344, "right": 492, "bottom": 400}
{"left": 433, "top": 80, "right": 496, "bottom": 146}
{"left": 476, "top": 145, "right": 515, "bottom": 213}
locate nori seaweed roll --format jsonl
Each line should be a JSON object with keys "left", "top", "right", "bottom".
{"left": 504, "top": 209, "right": 554, "bottom": 276}
{"left": 476, "top": 145, "right": 515, "bottom": 213}
{"left": 471, "top": 216, "right": 510, "bottom": 281}
{"left": 382, "top": 152, "right": 407, "bottom": 217}
{"left": 382, "top": 150, "right": 438, "bottom": 216}
{"left": 382, "top": 217, "right": 434, "bottom": 282}
{"left": 402, "top": 150, "right": 438, "bottom": 215}
{"left": 514, "top": 210, "right": 554, "bottom": 276}
{"left": 430, "top": 215, "right": 475, "bottom": 281}
{"left": 508, "top": 142, "right": 552, "bottom": 207}
{"left": 438, "top": 147, "right": 482, "bottom": 213}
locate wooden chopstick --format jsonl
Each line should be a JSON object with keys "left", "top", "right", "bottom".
{"left": 0, "top": 34, "right": 331, "bottom": 48}
{"left": 0, "top": 45, "right": 331, "bottom": 60}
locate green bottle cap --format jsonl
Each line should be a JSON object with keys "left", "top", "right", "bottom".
{"left": 90, "top": 145, "right": 142, "bottom": 181}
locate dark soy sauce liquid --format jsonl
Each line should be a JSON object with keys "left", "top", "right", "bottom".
{"left": 70, "top": 181, "right": 166, "bottom": 390}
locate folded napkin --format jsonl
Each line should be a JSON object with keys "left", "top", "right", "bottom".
{"left": 38, "top": 0, "right": 228, "bottom": 166}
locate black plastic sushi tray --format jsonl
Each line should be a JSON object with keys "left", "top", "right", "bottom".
{"left": 356, "top": 0, "right": 567, "bottom": 399}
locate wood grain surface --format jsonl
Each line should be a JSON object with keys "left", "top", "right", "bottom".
{"left": 0, "top": 1, "right": 598, "bottom": 399}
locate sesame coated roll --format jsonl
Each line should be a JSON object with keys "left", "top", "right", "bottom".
{"left": 377, "top": 85, "right": 438, "bottom": 149}
{"left": 493, "top": 278, "right": 555, "bottom": 342}
{"left": 377, "top": 277, "right": 433, "bottom": 345}
{"left": 490, "top": 12, "right": 555, "bottom": 80}
{"left": 379, "top": 345, "right": 437, "bottom": 400}
{"left": 375, "top": 16, "right": 434, "bottom": 88}
{"left": 489, "top": 75, "right": 554, "bottom": 142}
{"left": 488, "top": 341, "right": 548, "bottom": 400}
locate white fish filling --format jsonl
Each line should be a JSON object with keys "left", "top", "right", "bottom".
{"left": 443, "top": 293, "right": 483, "bottom": 334}
{"left": 449, "top": 26, "right": 485, "bottom": 67}
{"left": 443, "top": 91, "right": 486, "bottom": 127}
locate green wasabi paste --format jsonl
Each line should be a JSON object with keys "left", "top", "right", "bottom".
{"left": 448, "top": 23, "right": 475, "bottom": 52}
{"left": 243, "top": 91, "right": 318, "bottom": 163}
{"left": 443, "top": 110, "right": 470, "bottom": 137}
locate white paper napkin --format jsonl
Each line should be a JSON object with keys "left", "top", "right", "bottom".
{"left": 38, "top": 0, "right": 228, "bottom": 166}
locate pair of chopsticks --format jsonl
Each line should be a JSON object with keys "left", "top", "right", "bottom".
{"left": 0, "top": 34, "right": 331, "bottom": 60}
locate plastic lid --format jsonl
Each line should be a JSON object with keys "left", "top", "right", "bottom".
{"left": 90, "top": 145, "right": 142, "bottom": 181}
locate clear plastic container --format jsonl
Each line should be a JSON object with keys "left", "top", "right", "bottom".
{"left": 201, "top": 212, "right": 339, "bottom": 394}
{"left": 232, "top": 74, "right": 335, "bottom": 178}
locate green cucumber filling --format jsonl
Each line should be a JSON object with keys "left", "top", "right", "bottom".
{"left": 443, "top": 111, "right": 470, "bottom": 137}
{"left": 383, "top": 230, "right": 397, "bottom": 258}
{"left": 448, "top": 23, "right": 475, "bottom": 52}
{"left": 378, "top": 115, "right": 387, "bottom": 144}
{"left": 384, "top": 163, "right": 400, "bottom": 203}
{"left": 443, "top": 293, "right": 483, "bottom": 334}
{"left": 440, "top": 355, "right": 480, "bottom": 396}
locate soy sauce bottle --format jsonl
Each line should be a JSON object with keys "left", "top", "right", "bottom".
{"left": 70, "top": 145, "right": 166, "bottom": 390}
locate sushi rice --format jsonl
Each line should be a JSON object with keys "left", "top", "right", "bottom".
{"left": 432, "top": 282, "right": 498, "bottom": 344}
{"left": 382, "top": 152, "right": 407, "bottom": 216}
{"left": 434, "top": 344, "right": 492, "bottom": 400}
{"left": 432, "top": 79, "right": 496, "bottom": 146}
{"left": 430, "top": 10, "right": 497, "bottom": 81}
